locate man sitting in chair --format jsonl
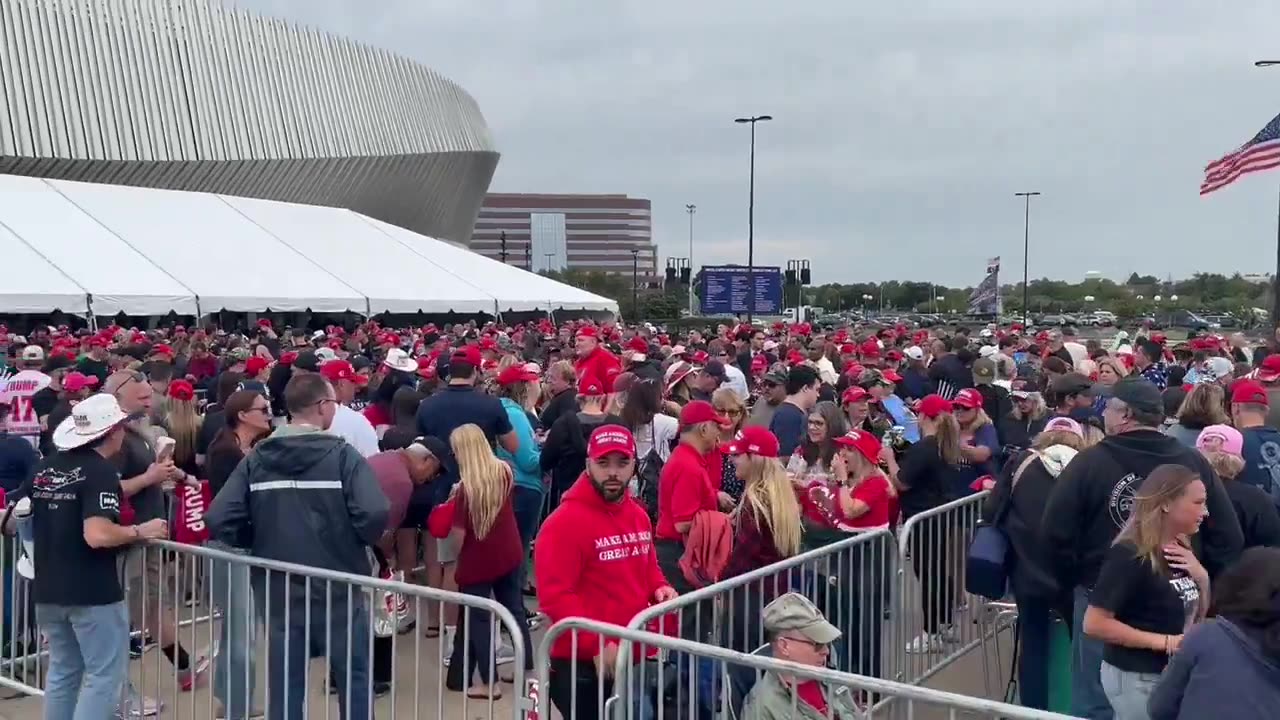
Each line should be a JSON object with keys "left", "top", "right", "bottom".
{"left": 739, "top": 593, "right": 859, "bottom": 720}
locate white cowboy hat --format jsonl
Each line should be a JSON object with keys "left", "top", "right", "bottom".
{"left": 314, "top": 347, "right": 338, "bottom": 363}
{"left": 382, "top": 348, "right": 418, "bottom": 374}
{"left": 52, "top": 393, "right": 129, "bottom": 451}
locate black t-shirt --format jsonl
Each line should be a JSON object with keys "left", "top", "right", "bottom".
{"left": 897, "top": 436, "right": 958, "bottom": 519}
{"left": 29, "top": 448, "right": 126, "bottom": 606}
{"left": 1090, "top": 540, "right": 1201, "bottom": 674}
{"left": 30, "top": 386, "right": 58, "bottom": 422}
{"left": 114, "top": 427, "right": 165, "bottom": 523}
{"left": 196, "top": 409, "right": 226, "bottom": 457}
{"left": 415, "top": 385, "right": 512, "bottom": 503}
{"left": 76, "top": 357, "right": 109, "bottom": 384}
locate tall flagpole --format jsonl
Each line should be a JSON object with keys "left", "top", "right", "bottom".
{"left": 1274, "top": 185, "right": 1280, "bottom": 333}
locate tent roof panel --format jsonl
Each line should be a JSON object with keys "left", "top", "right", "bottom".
{"left": 0, "top": 221, "right": 87, "bottom": 314}
{"left": 47, "top": 180, "right": 366, "bottom": 313}
{"left": 221, "top": 196, "right": 496, "bottom": 315}
{"left": 364, "top": 218, "right": 619, "bottom": 313}
{"left": 0, "top": 175, "right": 199, "bottom": 316}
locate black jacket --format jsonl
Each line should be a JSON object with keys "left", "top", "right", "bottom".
{"left": 540, "top": 411, "right": 624, "bottom": 497}
{"left": 628, "top": 360, "right": 663, "bottom": 384}
{"left": 1224, "top": 480, "right": 1280, "bottom": 549}
{"left": 975, "top": 384, "right": 1013, "bottom": 445}
{"left": 928, "top": 354, "right": 970, "bottom": 397}
{"left": 999, "top": 413, "right": 1047, "bottom": 455}
{"left": 538, "top": 388, "right": 577, "bottom": 432}
{"left": 983, "top": 449, "right": 1065, "bottom": 600}
{"left": 1042, "top": 429, "right": 1243, "bottom": 590}
{"left": 206, "top": 426, "right": 389, "bottom": 577}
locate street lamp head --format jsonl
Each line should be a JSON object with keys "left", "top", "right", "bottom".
{"left": 1014, "top": 191, "right": 1042, "bottom": 197}
{"left": 1256, "top": 60, "right": 1280, "bottom": 67}
{"left": 735, "top": 115, "right": 773, "bottom": 124}
{"left": 686, "top": 204, "right": 696, "bottom": 212}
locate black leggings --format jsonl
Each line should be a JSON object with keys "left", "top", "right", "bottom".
{"left": 909, "top": 516, "right": 958, "bottom": 634}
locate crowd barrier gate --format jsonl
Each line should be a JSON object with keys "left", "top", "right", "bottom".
{"left": 540, "top": 617, "right": 1082, "bottom": 719}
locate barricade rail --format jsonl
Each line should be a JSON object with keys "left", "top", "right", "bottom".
{"left": 1, "top": 536, "right": 531, "bottom": 720}
{"left": 541, "top": 617, "right": 1083, "bottom": 720}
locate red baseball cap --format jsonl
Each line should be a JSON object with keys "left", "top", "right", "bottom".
{"left": 257, "top": 318, "right": 272, "bottom": 328}
{"left": 917, "top": 394, "right": 954, "bottom": 419}
{"left": 320, "top": 360, "right": 367, "bottom": 386}
{"left": 839, "top": 343, "right": 857, "bottom": 355}
{"left": 723, "top": 426, "right": 780, "bottom": 458}
{"left": 497, "top": 365, "right": 539, "bottom": 386}
{"left": 587, "top": 425, "right": 636, "bottom": 460}
{"left": 245, "top": 356, "right": 270, "bottom": 376}
{"left": 832, "top": 429, "right": 882, "bottom": 465}
{"left": 1257, "top": 355, "right": 1280, "bottom": 383}
{"left": 842, "top": 386, "right": 870, "bottom": 405}
{"left": 860, "top": 339, "right": 881, "bottom": 357}
{"left": 578, "top": 374, "right": 607, "bottom": 397}
{"left": 450, "top": 346, "right": 482, "bottom": 367}
{"left": 952, "top": 388, "right": 984, "bottom": 410}
{"left": 1231, "top": 379, "right": 1270, "bottom": 407}
{"left": 576, "top": 326, "right": 600, "bottom": 339}
{"left": 881, "top": 369, "right": 904, "bottom": 383}
{"left": 88, "top": 337, "right": 107, "bottom": 348}
{"left": 416, "top": 355, "right": 437, "bottom": 379}
{"left": 62, "top": 371, "right": 99, "bottom": 393}
{"left": 678, "top": 400, "right": 731, "bottom": 430}
{"left": 626, "top": 337, "right": 648, "bottom": 355}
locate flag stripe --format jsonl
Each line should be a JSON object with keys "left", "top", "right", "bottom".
{"left": 1201, "top": 112, "right": 1280, "bottom": 194}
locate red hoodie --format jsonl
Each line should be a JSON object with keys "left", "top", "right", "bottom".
{"left": 534, "top": 473, "right": 670, "bottom": 660}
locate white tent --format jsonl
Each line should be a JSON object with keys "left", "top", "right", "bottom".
{"left": 0, "top": 176, "right": 618, "bottom": 317}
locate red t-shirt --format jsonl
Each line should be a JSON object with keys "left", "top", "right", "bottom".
{"left": 848, "top": 473, "right": 894, "bottom": 528}
{"left": 795, "top": 681, "right": 828, "bottom": 715}
{"left": 452, "top": 481, "right": 523, "bottom": 586}
{"left": 362, "top": 403, "right": 392, "bottom": 429}
{"left": 655, "top": 443, "right": 716, "bottom": 541}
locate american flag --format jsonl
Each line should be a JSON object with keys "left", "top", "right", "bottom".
{"left": 1201, "top": 111, "right": 1280, "bottom": 195}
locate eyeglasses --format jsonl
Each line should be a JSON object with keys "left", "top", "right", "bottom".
{"left": 112, "top": 370, "right": 146, "bottom": 393}
{"left": 716, "top": 407, "right": 743, "bottom": 417}
{"left": 780, "top": 635, "right": 830, "bottom": 651}
{"left": 246, "top": 405, "right": 271, "bottom": 415}
{"left": 311, "top": 398, "right": 338, "bottom": 409}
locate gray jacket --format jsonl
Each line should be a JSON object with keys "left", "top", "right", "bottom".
{"left": 1148, "top": 617, "right": 1280, "bottom": 720}
{"left": 206, "top": 425, "right": 389, "bottom": 577}
{"left": 740, "top": 671, "right": 860, "bottom": 720}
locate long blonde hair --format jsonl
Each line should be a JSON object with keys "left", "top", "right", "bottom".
{"left": 735, "top": 455, "right": 802, "bottom": 557}
{"left": 924, "top": 413, "right": 965, "bottom": 466}
{"left": 163, "top": 398, "right": 202, "bottom": 469}
{"left": 1115, "top": 464, "right": 1200, "bottom": 572}
{"left": 450, "top": 424, "right": 511, "bottom": 540}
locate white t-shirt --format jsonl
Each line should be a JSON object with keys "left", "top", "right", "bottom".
{"left": 329, "top": 404, "right": 379, "bottom": 457}
{"left": 634, "top": 413, "right": 679, "bottom": 462}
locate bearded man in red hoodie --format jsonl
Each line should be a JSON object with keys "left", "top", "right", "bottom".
{"left": 535, "top": 424, "right": 676, "bottom": 720}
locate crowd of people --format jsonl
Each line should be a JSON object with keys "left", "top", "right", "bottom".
{"left": 1, "top": 316, "right": 1279, "bottom": 719}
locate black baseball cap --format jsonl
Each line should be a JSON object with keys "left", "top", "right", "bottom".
{"left": 1051, "top": 372, "right": 1096, "bottom": 397}
{"left": 1096, "top": 376, "right": 1163, "bottom": 416}
{"left": 293, "top": 350, "right": 320, "bottom": 373}
{"left": 702, "top": 359, "right": 727, "bottom": 380}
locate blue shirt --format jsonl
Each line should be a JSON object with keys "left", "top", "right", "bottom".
{"left": 953, "top": 423, "right": 999, "bottom": 497}
{"left": 415, "top": 385, "right": 513, "bottom": 502}
{"left": 0, "top": 433, "right": 38, "bottom": 495}
{"left": 1239, "top": 425, "right": 1280, "bottom": 509}
{"left": 769, "top": 402, "right": 807, "bottom": 458}
{"left": 498, "top": 398, "right": 543, "bottom": 493}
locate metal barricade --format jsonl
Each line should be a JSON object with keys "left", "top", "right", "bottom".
{"left": 891, "top": 492, "right": 1014, "bottom": 697}
{"left": 4, "top": 536, "right": 532, "bottom": 720}
{"left": 623, "top": 529, "right": 897, "bottom": 716}
{"left": 538, "top": 617, "right": 1082, "bottom": 719}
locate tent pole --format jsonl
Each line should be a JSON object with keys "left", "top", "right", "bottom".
{"left": 85, "top": 294, "right": 98, "bottom": 332}
{"left": 195, "top": 296, "right": 203, "bottom": 327}
{"left": 494, "top": 300, "right": 500, "bottom": 323}
{"left": 365, "top": 298, "right": 372, "bottom": 319}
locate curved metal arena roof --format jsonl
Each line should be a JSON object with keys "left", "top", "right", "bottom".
{"left": 0, "top": 0, "right": 499, "bottom": 244}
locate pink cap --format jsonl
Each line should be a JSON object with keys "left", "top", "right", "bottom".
{"left": 1197, "top": 424, "right": 1243, "bottom": 456}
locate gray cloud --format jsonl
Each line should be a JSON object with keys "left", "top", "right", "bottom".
{"left": 235, "top": 0, "right": 1280, "bottom": 286}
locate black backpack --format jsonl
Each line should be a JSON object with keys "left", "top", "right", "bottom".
{"left": 633, "top": 422, "right": 666, "bottom": 522}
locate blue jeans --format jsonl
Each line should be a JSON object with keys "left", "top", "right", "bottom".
{"left": 38, "top": 601, "right": 130, "bottom": 720}
{"left": 209, "top": 543, "right": 263, "bottom": 717}
{"left": 1015, "top": 595, "right": 1053, "bottom": 710}
{"left": 261, "top": 578, "right": 370, "bottom": 720}
{"left": 1100, "top": 662, "right": 1158, "bottom": 720}
{"left": 456, "top": 568, "right": 533, "bottom": 684}
{"left": 1072, "top": 586, "right": 1113, "bottom": 720}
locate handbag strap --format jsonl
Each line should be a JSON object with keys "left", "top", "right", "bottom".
{"left": 994, "top": 451, "right": 1039, "bottom": 525}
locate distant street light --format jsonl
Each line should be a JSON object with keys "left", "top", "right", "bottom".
{"left": 735, "top": 114, "right": 773, "bottom": 322}
{"left": 1015, "top": 191, "right": 1042, "bottom": 327}
{"left": 685, "top": 204, "right": 697, "bottom": 314}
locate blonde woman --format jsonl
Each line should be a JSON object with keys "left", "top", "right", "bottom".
{"left": 436, "top": 424, "right": 532, "bottom": 699}
{"left": 1084, "top": 464, "right": 1211, "bottom": 720}
{"left": 1097, "top": 357, "right": 1129, "bottom": 386}
{"left": 951, "top": 388, "right": 999, "bottom": 496}
{"left": 161, "top": 379, "right": 203, "bottom": 478}
{"left": 720, "top": 427, "right": 803, "bottom": 653}
{"left": 711, "top": 387, "right": 748, "bottom": 501}
{"left": 1165, "top": 384, "right": 1229, "bottom": 449}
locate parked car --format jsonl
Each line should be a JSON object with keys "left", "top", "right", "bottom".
{"left": 1082, "top": 311, "right": 1117, "bottom": 327}
{"left": 1169, "top": 310, "right": 1218, "bottom": 331}
{"left": 1137, "top": 315, "right": 1165, "bottom": 330}
{"left": 1202, "top": 313, "right": 1238, "bottom": 329}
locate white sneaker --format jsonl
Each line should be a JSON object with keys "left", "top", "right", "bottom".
{"left": 904, "top": 633, "right": 945, "bottom": 654}
{"left": 118, "top": 692, "right": 163, "bottom": 717}
{"left": 495, "top": 639, "right": 515, "bottom": 666}
{"left": 937, "top": 624, "right": 961, "bottom": 643}
{"left": 440, "top": 625, "right": 456, "bottom": 667}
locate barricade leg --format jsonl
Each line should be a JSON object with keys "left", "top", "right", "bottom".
{"left": 209, "top": 546, "right": 260, "bottom": 718}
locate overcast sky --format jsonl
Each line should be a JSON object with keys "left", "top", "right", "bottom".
{"left": 237, "top": 1, "right": 1280, "bottom": 286}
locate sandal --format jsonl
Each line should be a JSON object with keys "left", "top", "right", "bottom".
{"left": 466, "top": 687, "right": 502, "bottom": 700}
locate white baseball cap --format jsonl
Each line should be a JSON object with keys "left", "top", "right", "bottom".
{"left": 20, "top": 345, "right": 44, "bottom": 362}
{"left": 52, "top": 394, "right": 129, "bottom": 451}
{"left": 903, "top": 346, "right": 925, "bottom": 361}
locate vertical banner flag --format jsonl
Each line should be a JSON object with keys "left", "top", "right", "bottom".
{"left": 967, "top": 257, "right": 1001, "bottom": 315}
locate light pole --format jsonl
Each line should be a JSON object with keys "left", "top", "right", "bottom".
{"left": 1255, "top": 61, "right": 1280, "bottom": 328}
{"left": 630, "top": 248, "right": 640, "bottom": 319}
{"left": 1015, "top": 191, "right": 1041, "bottom": 328}
{"left": 861, "top": 294, "right": 873, "bottom": 317}
{"left": 735, "top": 114, "right": 773, "bottom": 322}
{"left": 685, "top": 204, "right": 696, "bottom": 314}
